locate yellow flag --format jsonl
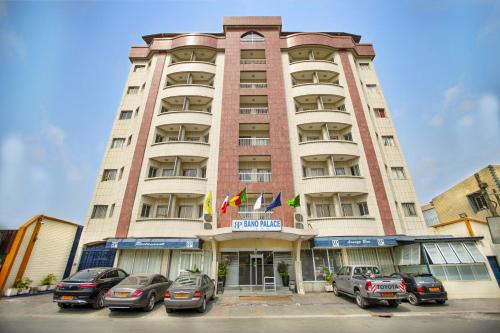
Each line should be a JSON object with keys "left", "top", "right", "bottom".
{"left": 203, "top": 191, "right": 212, "bottom": 215}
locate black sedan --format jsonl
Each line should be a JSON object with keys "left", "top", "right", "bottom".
{"left": 164, "top": 273, "right": 215, "bottom": 313}
{"left": 104, "top": 274, "right": 171, "bottom": 311}
{"left": 53, "top": 267, "right": 128, "bottom": 309}
{"left": 391, "top": 272, "right": 447, "bottom": 305}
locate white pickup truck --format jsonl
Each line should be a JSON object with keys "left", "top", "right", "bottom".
{"left": 332, "top": 265, "right": 407, "bottom": 308}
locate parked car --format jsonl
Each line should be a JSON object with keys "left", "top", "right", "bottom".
{"left": 53, "top": 267, "right": 128, "bottom": 309}
{"left": 332, "top": 265, "right": 407, "bottom": 309}
{"left": 164, "top": 273, "right": 215, "bottom": 313}
{"left": 391, "top": 272, "right": 447, "bottom": 305}
{"left": 104, "top": 273, "right": 172, "bottom": 311}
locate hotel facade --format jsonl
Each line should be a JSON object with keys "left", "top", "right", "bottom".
{"left": 74, "top": 17, "right": 494, "bottom": 294}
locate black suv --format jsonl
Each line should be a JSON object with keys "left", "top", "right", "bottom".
{"left": 391, "top": 272, "right": 447, "bottom": 305}
{"left": 53, "top": 267, "right": 128, "bottom": 309}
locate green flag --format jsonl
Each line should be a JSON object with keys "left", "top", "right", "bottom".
{"left": 286, "top": 194, "right": 300, "bottom": 208}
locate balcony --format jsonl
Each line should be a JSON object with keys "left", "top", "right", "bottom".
{"left": 301, "top": 176, "right": 367, "bottom": 195}
{"left": 151, "top": 124, "right": 210, "bottom": 158}
{"left": 288, "top": 47, "right": 337, "bottom": 64}
{"left": 143, "top": 176, "right": 207, "bottom": 195}
{"left": 239, "top": 155, "right": 271, "bottom": 183}
{"left": 239, "top": 172, "right": 272, "bottom": 183}
{"left": 169, "top": 48, "right": 216, "bottom": 65}
{"left": 240, "top": 71, "right": 267, "bottom": 89}
{"left": 240, "top": 95, "right": 269, "bottom": 115}
{"left": 240, "top": 49, "right": 266, "bottom": 65}
{"left": 291, "top": 71, "right": 344, "bottom": 99}
{"left": 136, "top": 194, "right": 205, "bottom": 227}
{"left": 239, "top": 123, "right": 270, "bottom": 147}
{"left": 289, "top": 60, "right": 339, "bottom": 75}
{"left": 239, "top": 138, "right": 270, "bottom": 146}
{"left": 307, "top": 217, "right": 379, "bottom": 236}
{"left": 157, "top": 96, "right": 212, "bottom": 126}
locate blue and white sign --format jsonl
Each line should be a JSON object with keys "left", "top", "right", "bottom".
{"left": 105, "top": 238, "right": 200, "bottom": 249}
{"left": 232, "top": 220, "right": 282, "bottom": 232}
{"left": 314, "top": 237, "right": 397, "bottom": 248}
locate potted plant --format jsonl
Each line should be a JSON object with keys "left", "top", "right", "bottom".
{"left": 14, "top": 277, "right": 32, "bottom": 294}
{"left": 277, "top": 261, "right": 290, "bottom": 287}
{"left": 4, "top": 285, "right": 18, "bottom": 297}
{"left": 39, "top": 273, "right": 57, "bottom": 291}
{"left": 44, "top": 273, "right": 58, "bottom": 290}
{"left": 217, "top": 262, "right": 227, "bottom": 287}
{"left": 323, "top": 267, "right": 334, "bottom": 292}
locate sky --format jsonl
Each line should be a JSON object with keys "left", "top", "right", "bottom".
{"left": 0, "top": 0, "right": 499, "bottom": 229}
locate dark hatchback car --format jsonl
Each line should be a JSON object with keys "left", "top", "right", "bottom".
{"left": 53, "top": 267, "right": 128, "bottom": 309}
{"left": 105, "top": 274, "right": 172, "bottom": 312}
{"left": 391, "top": 273, "right": 447, "bottom": 305}
{"left": 164, "top": 273, "right": 215, "bottom": 313}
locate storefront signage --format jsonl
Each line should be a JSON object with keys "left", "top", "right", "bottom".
{"left": 105, "top": 238, "right": 200, "bottom": 249}
{"left": 232, "top": 220, "right": 282, "bottom": 232}
{"left": 313, "top": 237, "right": 398, "bottom": 248}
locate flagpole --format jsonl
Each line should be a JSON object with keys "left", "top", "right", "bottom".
{"left": 280, "top": 192, "right": 285, "bottom": 225}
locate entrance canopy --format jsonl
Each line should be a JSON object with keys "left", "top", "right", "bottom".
{"left": 105, "top": 238, "right": 201, "bottom": 250}
{"left": 197, "top": 227, "right": 316, "bottom": 242}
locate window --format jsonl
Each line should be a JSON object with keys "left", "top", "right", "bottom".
{"left": 342, "top": 204, "right": 353, "bottom": 217}
{"left": 102, "top": 169, "right": 117, "bottom": 181}
{"left": 391, "top": 167, "right": 405, "bottom": 180}
{"left": 239, "top": 169, "right": 251, "bottom": 181}
{"left": 402, "top": 202, "right": 417, "bottom": 216}
{"left": 450, "top": 243, "right": 474, "bottom": 263}
{"left": 156, "top": 205, "right": 169, "bottom": 218}
{"left": 91, "top": 205, "right": 108, "bottom": 219}
{"left": 350, "top": 164, "right": 361, "bottom": 176}
{"left": 133, "top": 65, "right": 145, "bottom": 72}
{"left": 155, "top": 134, "right": 164, "bottom": 143}
{"left": 183, "top": 169, "right": 197, "bottom": 177}
{"left": 467, "top": 192, "right": 488, "bottom": 212}
{"left": 359, "top": 63, "right": 370, "bottom": 70}
{"left": 141, "top": 204, "right": 151, "bottom": 218}
{"left": 463, "top": 242, "right": 486, "bottom": 262}
{"left": 127, "top": 86, "right": 139, "bottom": 94}
{"left": 310, "top": 168, "right": 325, "bottom": 177}
{"left": 335, "top": 167, "right": 346, "bottom": 176}
{"left": 127, "top": 135, "right": 132, "bottom": 146}
{"left": 358, "top": 202, "right": 369, "bottom": 216}
{"left": 338, "top": 104, "right": 346, "bottom": 111}
{"left": 148, "top": 167, "right": 158, "bottom": 178}
{"left": 178, "top": 206, "right": 193, "bottom": 218}
{"left": 366, "top": 84, "right": 378, "bottom": 94}
{"left": 118, "top": 167, "right": 124, "bottom": 180}
{"left": 111, "top": 138, "right": 125, "bottom": 149}
{"left": 240, "top": 31, "right": 265, "bottom": 44}
{"left": 109, "top": 204, "right": 115, "bottom": 217}
{"left": 316, "top": 204, "right": 331, "bottom": 218}
{"left": 343, "top": 133, "right": 353, "bottom": 141}
{"left": 374, "top": 108, "right": 386, "bottom": 118}
{"left": 119, "top": 110, "right": 133, "bottom": 120}
{"left": 306, "top": 136, "right": 320, "bottom": 141}
{"left": 437, "top": 243, "right": 460, "bottom": 264}
{"left": 162, "top": 169, "right": 175, "bottom": 177}
{"left": 382, "top": 136, "right": 395, "bottom": 146}
{"left": 423, "top": 243, "right": 446, "bottom": 264}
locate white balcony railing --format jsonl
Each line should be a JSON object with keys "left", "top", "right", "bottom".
{"left": 295, "top": 108, "right": 347, "bottom": 114}
{"left": 240, "top": 107, "right": 268, "bottom": 115}
{"left": 239, "top": 137, "right": 270, "bottom": 146}
{"left": 160, "top": 108, "right": 211, "bottom": 114}
{"left": 239, "top": 172, "right": 272, "bottom": 182}
{"left": 240, "top": 59, "right": 266, "bottom": 65}
{"left": 237, "top": 211, "right": 273, "bottom": 219}
{"left": 240, "top": 83, "right": 267, "bottom": 89}
{"left": 289, "top": 59, "right": 337, "bottom": 65}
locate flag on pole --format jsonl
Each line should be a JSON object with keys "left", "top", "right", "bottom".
{"left": 203, "top": 191, "right": 212, "bottom": 215}
{"left": 265, "top": 192, "right": 282, "bottom": 212}
{"left": 230, "top": 187, "right": 247, "bottom": 207}
{"left": 253, "top": 193, "right": 263, "bottom": 210}
{"left": 286, "top": 194, "right": 300, "bottom": 208}
{"left": 220, "top": 193, "right": 229, "bottom": 214}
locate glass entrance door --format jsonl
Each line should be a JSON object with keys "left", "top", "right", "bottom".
{"left": 250, "top": 254, "right": 264, "bottom": 289}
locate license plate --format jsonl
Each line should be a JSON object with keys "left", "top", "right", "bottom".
{"left": 175, "top": 293, "right": 189, "bottom": 299}
{"left": 115, "top": 292, "right": 129, "bottom": 298}
{"left": 429, "top": 287, "right": 440, "bottom": 292}
{"left": 381, "top": 292, "right": 395, "bottom": 297}
{"left": 61, "top": 296, "right": 74, "bottom": 300}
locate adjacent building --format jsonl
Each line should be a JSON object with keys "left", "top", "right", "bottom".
{"left": 74, "top": 16, "right": 495, "bottom": 295}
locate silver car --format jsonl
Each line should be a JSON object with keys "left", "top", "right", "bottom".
{"left": 105, "top": 274, "right": 171, "bottom": 312}
{"left": 164, "top": 273, "right": 215, "bottom": 313}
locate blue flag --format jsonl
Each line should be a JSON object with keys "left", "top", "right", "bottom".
{"left": 265, "top": 192, "right": 282, "bottom": 212}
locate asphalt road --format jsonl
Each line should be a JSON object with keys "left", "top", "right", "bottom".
{"left": 1, "top": 313, "right": 499, "bottom": 333}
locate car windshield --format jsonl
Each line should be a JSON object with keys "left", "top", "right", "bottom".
{"left": 120, "top": 276, "right": 150, "bottom": 286}
{"left": 354, "top": 267, "right": 381, "bottom": 275}
{"left": 69, "top": 269, "right": 104, "bottom": 281}
{"left": 414, "top": 276, "right": 438, "bottom": 283}
{"left": 172, "top": 276, "right": 199, "bottom": 288}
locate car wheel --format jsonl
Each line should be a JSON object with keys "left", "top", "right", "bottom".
{"left": 144, "top": 294, "right": 156, "bottom": 312}
{"left": 436, "top": 299, "right": 446, "bottom": 305}
{"left": 57, "top": 303, "right": 70, "bottom": 309}
{"left": 387, "top": 300, "right": 399, "bottom": 308}
{"left": 408, "top": 292, "right": 420, "bottom": 306}
{"left": 166, "top": 308, "right": 173, "bottom": 313}
{"left": 355, "top": 291, "right": 367, "bottom": 309}
{"left": 333, "top": 283, "right": 339, "bottom": 296}
{"left": 92, "top": 291, "right": 105, "bottom": 309}
{"left": 197, "top": 297, "right": 207, "bottom": 313}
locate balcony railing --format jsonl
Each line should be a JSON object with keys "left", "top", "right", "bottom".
{"left": 240, "top": 107, "right": 268, "bottom": 115}
{"left": 239, "top": 172, "right": 272, "bottom": 182}
{"left": 289, "top": 58, "right": 337, "bottom": 64}
{"left": 239, "top": 138, "right": 270, "bottom": 146}
{"left": 240, "top": 83, "right": 267, "bottom": 89}
{"left": 295, "top": 108, "right": 347, "bottom": 114}
{"left": 240, "top": 39, "right": 265, "bottom": 44}
{"left": 240, "top": 59, "right": 266, "bottom": 65}
{"left": 160, "top": 108, "right": 211, "bottom": 114}
{"left": 237, "top": 211, "right": 273, "bottom": 219}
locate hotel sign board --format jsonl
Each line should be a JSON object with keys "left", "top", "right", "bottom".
{"left": 232, "top": 220, "right": 282, "bottom": 232}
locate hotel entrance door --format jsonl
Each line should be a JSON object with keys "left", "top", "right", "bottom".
{"left": 250, "top": 254, "right": 264, "bottom": 289}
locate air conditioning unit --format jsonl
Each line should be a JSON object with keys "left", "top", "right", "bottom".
{"left": 204, "top": 214, "right": 212, "bottom": 222}
{"left": 294, "top": 213, "right": 303, "bottom": 222}
{"left": 203, "top": 222, "right": 213, "bottom": 230}
{"left": 295, "top": 222, "right": 304, "bottom": 229}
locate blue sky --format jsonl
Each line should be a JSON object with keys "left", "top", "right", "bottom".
{"left": 0, "top": 0, "right": 499, "bottom": 228}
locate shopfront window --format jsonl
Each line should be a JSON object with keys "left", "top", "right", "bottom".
{"left": 301, "top": 249, "right": 342, "bottom": 281}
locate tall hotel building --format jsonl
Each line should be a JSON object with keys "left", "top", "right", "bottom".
{"left": 75, "top": 16, "right": 482, "bottom": 294}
